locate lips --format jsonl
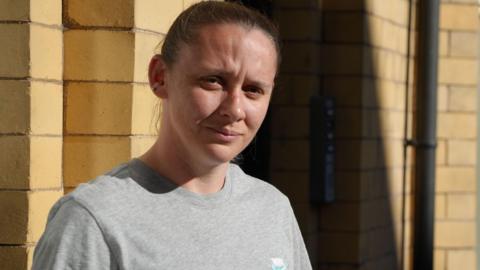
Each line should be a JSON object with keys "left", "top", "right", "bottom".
{"left": 206, "top": 126, "right": 242, "bottom": 142}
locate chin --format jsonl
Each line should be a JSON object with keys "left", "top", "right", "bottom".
{"left": 202, "top": 144, "right": 243, "bottom": 165}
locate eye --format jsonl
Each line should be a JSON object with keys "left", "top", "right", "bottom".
{"left": 243, "top": 85, "right": 264, "bottom": 98}
{"left": 199, "top": 76, "right": 223, "bottom": 90}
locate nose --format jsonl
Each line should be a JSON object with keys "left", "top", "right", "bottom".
{"left": 218, "top": 89, "right": 246, "bottom": 122}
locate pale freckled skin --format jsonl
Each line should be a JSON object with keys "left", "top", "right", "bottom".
{"left": 142, "top": 23, "right": 277, "bottom": 194}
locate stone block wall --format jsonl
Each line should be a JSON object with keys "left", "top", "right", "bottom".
{"left": 434, "top": 1, "right": 478, "bottom": 269}
{"left": 0, "top": 1, "right": 195, "bottom": 269}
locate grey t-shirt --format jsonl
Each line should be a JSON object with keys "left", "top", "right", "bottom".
{"left": 32, "top": 159, "right": 311, "bottom": 270}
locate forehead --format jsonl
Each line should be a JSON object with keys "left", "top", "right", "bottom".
{"left": 178, "top": 23, "right": 278, "bottom": 66}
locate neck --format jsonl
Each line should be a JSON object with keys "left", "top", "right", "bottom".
{"left": 139, "top": 134, "right": 229, "bottom": 195}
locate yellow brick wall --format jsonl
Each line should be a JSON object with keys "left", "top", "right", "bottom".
{"left": 435, "top": 1, "right": 479, "bottom": 269}
{"left": 0, "top": 0, "right": 64, "bottom": 269}
{"left": 282, "top": 0, "right": 478, "bottom": 269}
{"left": 0, "top": 1, "right": 197, "bottom": 269}
{"left": 62, "top": 0, "right": 199, "bottom": 190}
{"left": 270, "top": 1, "right": 322, "bottom": 266}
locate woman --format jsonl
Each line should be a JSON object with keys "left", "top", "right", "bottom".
{"left": 33, "top": 2, "right": 311, "bottom": 269}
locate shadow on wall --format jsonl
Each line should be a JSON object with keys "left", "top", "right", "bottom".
{"left": 269, "top": 0, "right": 414, "bottom": 269}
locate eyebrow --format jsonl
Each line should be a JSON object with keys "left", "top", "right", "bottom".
{"left": 199, "top": 67, "right": 274, "bottom": 90}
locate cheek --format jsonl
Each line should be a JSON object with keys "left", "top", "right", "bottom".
{"left": 245, "top": 101, "right": 269, "bottom": 129}
{"left": 188, "top": 89, "right": 222, "bottom": 122}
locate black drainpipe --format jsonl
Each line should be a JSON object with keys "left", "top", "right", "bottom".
{"left": 412, "top": 0, "right": 440, "bottom": 269}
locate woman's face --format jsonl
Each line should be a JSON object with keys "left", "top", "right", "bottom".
{"left": 157, "top": 23, "right": 277, "bottom": 166}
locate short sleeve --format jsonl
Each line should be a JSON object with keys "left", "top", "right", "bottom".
{"left": 289, "top": 206, "right": 312, "bottom": 270}
{"left": 32, "top": 198, "right": 117, "bottom": 270}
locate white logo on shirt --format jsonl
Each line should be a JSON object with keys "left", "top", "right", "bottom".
{"left": 271, "top": 258, "right": 286, "bottom": 270}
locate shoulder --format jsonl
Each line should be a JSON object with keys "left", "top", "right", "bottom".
{"left": 68, "top": 162, "right": 137, "bottom": 207}
{"left": 228, "top": 163, "right": 291, "bottom": 209}
{"left": 52, "top": 162, "right": 144, "bottom": 227}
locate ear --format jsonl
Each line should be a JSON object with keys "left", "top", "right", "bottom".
{"left": 148, "top": 55, "right": 168, "bottom": 99}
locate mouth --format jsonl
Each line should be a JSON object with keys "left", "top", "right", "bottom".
{"left": 206, "top": 127, "right": 242, "bottom": 142}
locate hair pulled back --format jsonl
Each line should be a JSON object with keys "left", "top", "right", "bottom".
{"left": 160, "top": 1, "right": 280, "bottom": 68}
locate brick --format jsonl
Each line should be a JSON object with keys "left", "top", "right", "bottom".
{"left": 335, "top": 139, "right": 378, "bottom": 170}
{"left": 282, "top": 42, "right": 320, "bottom": 73}
{"left": 134, "top": 0, "right": 183, "bottom": 33}
{"left": 276, "top": 0, "right": 320, "bottom": 8}
{"left": 130, "top": 136, "right": 156, "bottom": 158}
{"left": 436, "top": 194, "right": 446, "bottom": 219}
{"left": 369, "top": 48, "right": 406, "bottom": 81}
{"left": 320, "top": 202, "right": 360, "bottom": 231}
{"left": 324, "top": 12, "right": 363, "bottom": 43}
{"left": 436, "top": 167, "right": 476, "bottom": 192}
{"left": 291, "top": 203, "right": 319, "bottom": 234}
{"left": 323, "top": 77, "right": 363, "bottom": 107}
{"left": 30, "top": 24, "right": 62, "bottom": 80}
{"left": 361, "top": 199, "right": 391, "bottom": 230}
{"left": 0, "top": 135, "right": 62, "bottom": 189}
{"left": 270, "top": 140, "right": 309, "bottom": 170}
{"left": 447, "top": 140, "right": 476, "bottom": 165}
{"left": 30, "top": 81, "right": 62, "bottom": 135}
{"left": 379, "top": 110, "right": 404, "bottom": 139}
{"left": 0, "top": 80, "right": 29, "bottom": 134}
{"left": 64, "top": 136, "right": 131, "bottom": 187}
{"left": 436, "top": 139, "right": 447, "bottom": 165}
{"left": 134, "top": 32, "right": 162, "bottom": 83}
{"left": 0, "top": 191, "right": 28, "bottom": 244}
{"left": 449, "top": 86, "right": 476, "bottom": 112}
{"left": 271, "top": 107, "right": 309, "bottom": 139}
{"left": 271, "top": 172, "right": 309, "bottom": 203}
{"left": 322, "top": 0, "right": 363, "bottom": 10}
{"left": 64, "top": 30, "right": 134, "bottom": 81}
{"left": 440, "top": 4, "right": 479, "bottom": 30}
{"left": 318, "top": 232, "right": 360, "bottom": 263}
{"left": 439, "top": 58, "right": 477, "bottom": 85}
{"left": 447, "top": 194, "right": 475, "bottom": 219}
{"left": 435, "top": 250, "right": 446, "bottom": 270}
{"left": 0, "top": 136, "right": 29, "bottom": 189}
{"left": 131, "top": 84, "right": 159, "bottom": 135}
{"left": 0, "top": 246, "right": 28, "bottom": 270}
{"left": 363, "top": 227, "right": 396, "bottom": 259}
{"left": 30, "top": 0, "right": 61, "bottom": 25}
{"left": 361, "top": 255, "right": 396, "bottom": 270}
{"left": 439, "top": 31, "right": 449, "bottom": 56}
{"left": 270, "top": 80, "right": 290, "bottom": 106}
{"left": 375, "top": 80, "right": 401, "bottom": 110}
{"left": 437, "top": 113, "right": 476, "bottom": 139}
{"left": 27, "top": 190, "right": 63, "bottom": 242}
{"left": 277, "top": 74, "right": 319, "bottom": 105}
{"left": 29, "top": 136, "right": 62, "bottom": 189}
{"left": 65, "top": 0, "right": 133, "bottom": 27}
{"left": 277, "top": 9, "right": 321, "bottom": 41}
{"left": 435, "top": 221, "right": 475, "bottom": 247}
{"left": 183, "top": 0, "right": 201, "bottom": 8}
{"left": 379, "top": 138, "right": 404, "bottom": 168}
{"left": 27, "top": 246, "right": 33, "bottom": 270}
{"left": 0, "top": 24, "right": 29, "bottom": 77}
{"left": 360, "top": 170, "right": 384, "bottom": 200}
{"left": 383, "top": 0, "right": 408, "bottom": 25}
{"left": 65, "top": 82, "right": 133, "bottom": 135}
{"left": 450, "top": 31, "right": 478, "bottom": 57}
{"left": 0, "top": 0, "right": 29, "bottom": 21}
{"left": 334, "top": 171, "right": 362, "bottom": 201}
{"left": 0, "top": 81, "right": 62, "bottom": 135}
{"left": 437, "top": 85, "right": 448, "bottom": 111}
{"left": 321, "top": 44, "right": 363, "bottom": 75}
{"left": 336, "top": 108, "right": 363, "bottom": 138}
{"left": 368, "top": 16, "right": 408, "bottom": 53}
{"left": 447, "top": 250, "right": 476, "bottom": 270}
